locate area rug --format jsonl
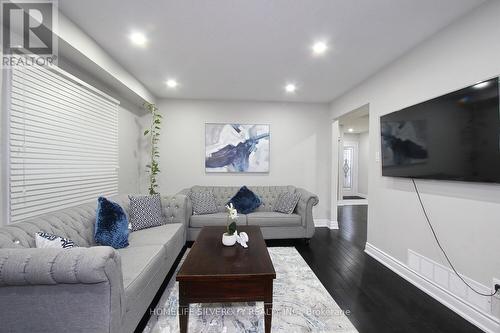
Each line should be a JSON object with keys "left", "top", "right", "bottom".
{"left": 143, "top": 247, "right": 358, "bottom": 333}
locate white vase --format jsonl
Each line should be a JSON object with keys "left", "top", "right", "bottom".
{"left": 222, "top": 233, "right": 237, "bottom": 246}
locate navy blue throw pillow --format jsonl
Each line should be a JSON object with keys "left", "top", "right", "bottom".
{"left": 228, "top": 186, "right": 261, "bottom": 214}
{"left": 95, "top": 197, "right": 129, "bottom": 249}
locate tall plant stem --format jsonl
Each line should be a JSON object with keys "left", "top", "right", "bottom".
{"left": 144, "top": 102, "right": 161, "bottom": 195}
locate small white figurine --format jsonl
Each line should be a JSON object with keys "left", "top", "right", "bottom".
{"left": 236, "top": 231, "right": 249, "bottom": 248}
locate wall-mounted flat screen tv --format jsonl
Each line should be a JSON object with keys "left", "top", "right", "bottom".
{"left": 381, "top": 77, "right": 500, "bottom": 183}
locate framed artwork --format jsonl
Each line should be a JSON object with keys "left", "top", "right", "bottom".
{"left": 205, "top": 123, "right": 270, "bottom": 173}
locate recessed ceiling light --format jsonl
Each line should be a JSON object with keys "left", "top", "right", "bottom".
{"left": 312, "top": 41, "right": 328, "bottom": 55}
{"left": 285, "top": 83, "right": 297, "bottom": 93}
{"left": 129, "top": 32, "right": 147, "bottom": 47}
{"left": 473, "top": 81, "right": 489, "bottom": 89}
{"left": 166, "top": 79, "right": 178, "bottom": 88}
{"left": 348, "top": 128, "right": 354, "bottom": 132}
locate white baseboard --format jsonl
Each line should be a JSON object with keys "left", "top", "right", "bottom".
{"left": 314, "top": 219, "right": 328, "bottom": 228}
{"left": 314, "top": 219, "right": 339, "bottom": 230}
{"left": 329, "top": 220, "right": 339, "bottom": 229}
{"left": 365, "top": 243, "right": 500, "bottom": 333}
{"left": 338, "top": 199, "right": 368, "bottom": 206}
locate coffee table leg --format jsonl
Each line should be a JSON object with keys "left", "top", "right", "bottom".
{"left": 264, "top": 279, "right": 273, "bottom": 333}
{"left": 179, "top": 301, "right": 189, "bottom": 333}
{"left": 264, "top": 301, "right": 272, "bottom": 333}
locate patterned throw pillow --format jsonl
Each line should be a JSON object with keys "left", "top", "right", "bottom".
{"left": 190, "top": 191, "right": 218, "bottom": 215}
{"left": 129, "top": 194, "right": 164, "bottom": 231}
{"left": 274, "top": 192, "right": 301, "bottom": 214}
{"left": 35, "top": 232, "right": 76, "bottom": 249}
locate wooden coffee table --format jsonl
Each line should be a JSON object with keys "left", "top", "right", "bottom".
{"left": 176, "top": 226, "right": 276, "bottom": 333}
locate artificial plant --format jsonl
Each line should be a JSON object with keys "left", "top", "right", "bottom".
{"left": 143, "top": 102, "right": 162, "bottom": 195}
{"left": 225, "top": 203, "right": 238, "bottom": 235}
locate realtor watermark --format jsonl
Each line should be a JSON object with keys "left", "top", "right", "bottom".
{"left": 1, "top": 0, "right": 58, "bottom": 67}
{"left": 150, "top": 304, "right": 352, "bottom": 318}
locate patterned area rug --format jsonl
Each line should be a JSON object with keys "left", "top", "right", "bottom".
{"left": 143, "top": 247, "right": 358, "bottom": 333}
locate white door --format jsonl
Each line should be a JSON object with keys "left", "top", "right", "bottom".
{"left": 342, "top": 141, "right": 358, "bottom": 197}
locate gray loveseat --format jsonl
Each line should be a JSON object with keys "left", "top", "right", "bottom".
{"left": 179, "top": 186, "right": 319, "bottom": 241}
{"left": 0, "top": 194, "right": 188, "bottom": 333}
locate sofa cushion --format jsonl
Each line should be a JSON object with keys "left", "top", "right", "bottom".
{"left": 128, "top": 223, "right": 184, "bottom": 248}
{"left": 119, "top": 245, "right": 165, "bottom": 311}
{"left": 190, "top": 213, "right": 247, "bottom": 228}
{"left": 228, "top": 186, "right": 261, "bottom": 214}
{"left": 246, "top": 212, "right": 301, "bottom": 227}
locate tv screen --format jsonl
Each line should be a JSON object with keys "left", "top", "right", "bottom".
{"left": 381, "top": 77, "right": 500, "bottom": 183}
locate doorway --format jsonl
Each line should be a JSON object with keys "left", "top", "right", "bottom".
{"left": 336, "top": 104, "right": 369, "bottom": 206}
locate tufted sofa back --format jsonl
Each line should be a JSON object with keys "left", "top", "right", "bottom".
{"left": 189, "top": 185, "right": 296, "bottom": 213}
{"left": 0, "top": 195, "right": 131, "bottom": 249}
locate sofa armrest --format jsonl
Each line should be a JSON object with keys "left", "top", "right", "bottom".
{"left": 295, "top": 188, "right": 319, "bottom": 238}
{"left": 162, "top": 194, "right": 190, "bottom": 226}
{"left": 0, "top": 246, "right": 124, "bottom": 332}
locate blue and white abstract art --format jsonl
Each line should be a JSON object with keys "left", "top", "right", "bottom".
{"left": 205, "top": 123, "right": 270, "bottom": 173}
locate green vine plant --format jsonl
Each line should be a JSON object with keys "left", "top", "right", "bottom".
{"left": 143, "top": 102, "right": 162, "bottom": 195}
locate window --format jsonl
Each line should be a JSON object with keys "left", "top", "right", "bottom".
{"left": 6, "top": 64, "right": 119, "bottom": 223}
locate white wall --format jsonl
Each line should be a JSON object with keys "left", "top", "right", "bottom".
{"left": 118, "top": 106, "right": 142, "bottom": 194}
{"left": 148, "top": 99, "right": 331, "bottom": 219}
{"left": 342, "top": 133, "right": 358, "bottom": 142}
{"left": 330, "top": 0, "right": 500, "bottom": 289}
{"left": 358, "top": 132, "right": 369, "bottom": 196}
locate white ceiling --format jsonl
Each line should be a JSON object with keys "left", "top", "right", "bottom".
{"left": 59, "top": 0, "right": 485, "bottom": 103}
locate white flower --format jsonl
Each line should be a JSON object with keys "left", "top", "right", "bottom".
{"left": 225, "top": 203, "right": 238, "bottom": 220}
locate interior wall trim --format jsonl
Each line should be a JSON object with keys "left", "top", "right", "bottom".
{"left": 314, "top": 219, "right": 339, "bottom": 230}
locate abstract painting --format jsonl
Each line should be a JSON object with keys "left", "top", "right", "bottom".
{"left": 205, "top": 123, "right": 270, "bottom": 173}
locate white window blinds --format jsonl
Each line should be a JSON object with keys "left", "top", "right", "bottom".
{"left": 8, "top": 64, "right": 119, "bottom": 223}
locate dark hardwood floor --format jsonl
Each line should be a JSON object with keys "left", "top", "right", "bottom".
{"left": 268, "top": 205, "right": 484, "bottom": 333}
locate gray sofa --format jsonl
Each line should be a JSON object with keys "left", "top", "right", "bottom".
{"left": 179, "top": 185, "right": 319, "bottom": 241}
{"left": 0, "top": 194, "right": 188, "bottom": 333}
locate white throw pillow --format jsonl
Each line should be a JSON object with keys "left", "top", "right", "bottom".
{"left": 35, "top": 232, "right": 76, "bottom": 249}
